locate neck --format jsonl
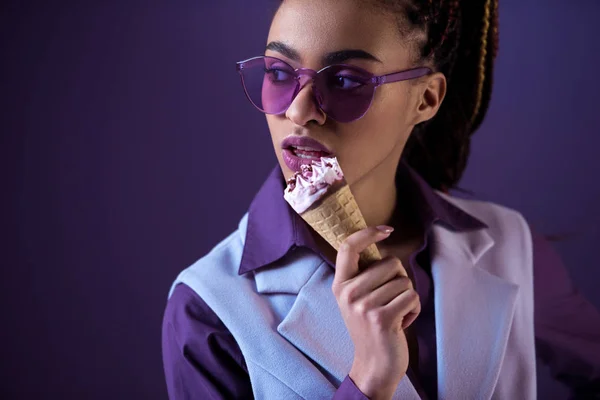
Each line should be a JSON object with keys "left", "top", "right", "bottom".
{"left": 349, "top": 141, "right": 406, "bottom": 228}
{"left": 309, "top": 157, "right": 424, "bottom": 264}
{"left": 350, "top": 166, "right": 397, "bottom": 229}
{"left": 350, "top": 156, "right": 423, "bottom": 245}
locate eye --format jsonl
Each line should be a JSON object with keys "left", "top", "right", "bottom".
{"left": 330, "top": 74, "right": 366, "bottom": 90}
{"left": 264, "top": 67, "right": 295, "bottom": 83}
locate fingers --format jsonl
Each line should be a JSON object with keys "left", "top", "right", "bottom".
{"left": 334, "top": 226, "right": 394, "bottom": 285}
{"left": 357, "top": 256, "right": 410, "bottom": 290}
{"left": 359, "top": 275, "right": 414, "bottom": 311}
{"left": 381, "top": 289, "right": 421, "bottom": 331}
{"left": 342, "top": 257, "right": 411, "bottom": 302}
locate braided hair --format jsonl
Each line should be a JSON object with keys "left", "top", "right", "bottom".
{"left": 377, "top": 0, "right": 500, "bottom": 191}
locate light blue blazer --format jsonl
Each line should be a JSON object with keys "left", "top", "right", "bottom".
{"left": 169, "top": 192, "right": 536, "bottom": 399}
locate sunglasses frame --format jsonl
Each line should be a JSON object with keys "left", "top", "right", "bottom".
{"left": 236, "top": 55, "right": 432, "bottom": 123}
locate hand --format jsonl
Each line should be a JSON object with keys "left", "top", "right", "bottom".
{"left": 331, "top": 226, "right": 421, "bottom": 400}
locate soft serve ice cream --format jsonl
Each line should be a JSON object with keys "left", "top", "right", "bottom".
{"left": 283, "top": 156, "right": 382, "bottom": 267}
{"left": 283, "top": 157, "right": 345, "bottom": 214}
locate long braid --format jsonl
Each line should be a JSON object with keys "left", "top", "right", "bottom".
{"left": 469, "top": 0, "right": 499, "bottom": 133}
{"left": 395, "top": 0, "right": 500, "bottom": 191}
{"left": 470, "top": 0, "right": 493, "bottom": 127}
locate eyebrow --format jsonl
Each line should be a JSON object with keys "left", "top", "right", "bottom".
{"left": 265, "top": 41, "right": 382, "bottom": 65}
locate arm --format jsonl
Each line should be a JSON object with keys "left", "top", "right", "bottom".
{"left": 532, "top": 230, "right": 600, "bottom": 398}
{"left": 162, "top": 283, "right": 370, "bottom": 400}
{"left": 161, "top": 283, "right": 253, "bottom": 400}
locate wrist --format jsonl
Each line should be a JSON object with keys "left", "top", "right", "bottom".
{"left": 349, "top": 365, "right": 398, "bottom": 400}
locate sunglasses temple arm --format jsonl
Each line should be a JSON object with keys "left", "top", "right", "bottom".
{"left": 378, "top": 67, "right": 432, "bottom": 85}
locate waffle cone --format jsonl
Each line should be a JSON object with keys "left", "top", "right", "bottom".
{"left": 300, "top": 184, "right": 381, "bottom": 267}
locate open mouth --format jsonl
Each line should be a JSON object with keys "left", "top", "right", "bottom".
{"left": 282, "top": 147, "right": 334, "bottom": 172}
{"left": 288, "top": 146, "right": 332, "bottom": 159}
{"left": 280, "top": 136, "right": 335, "bottom": 172}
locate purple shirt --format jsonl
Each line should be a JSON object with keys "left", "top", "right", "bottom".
{"left": 162, "top": 162, "right": 600, "bottom": 399}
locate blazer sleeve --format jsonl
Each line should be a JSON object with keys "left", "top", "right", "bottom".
{"left": 531, "top": 230, "right": 600, "bottom": 398}
{"left": 161, "top": 283, "right": 253, "bottom": 400}
{"left": 162, "top": 283, "right": 370, "bottom": 400}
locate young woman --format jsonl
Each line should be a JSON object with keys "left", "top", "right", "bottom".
{"left": 162, "top": 0, "right": 600, "bottom": 398}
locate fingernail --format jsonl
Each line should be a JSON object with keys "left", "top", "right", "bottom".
{"left": 376, "top": 225, "right": 394, "bottom": 234}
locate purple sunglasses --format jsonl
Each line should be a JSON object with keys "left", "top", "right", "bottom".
{"left": 236, "top": 55, "right": 431, "bottom": 123}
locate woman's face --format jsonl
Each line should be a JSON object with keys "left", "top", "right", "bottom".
{"left": 265, "top": 0, "right": 440, "bottom": 187}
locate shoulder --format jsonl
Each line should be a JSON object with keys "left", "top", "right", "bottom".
{"left": 168, "top": 213, "right": 250, "bottom": 298}
{"left": 437, "top": 191, "right": 531, "bottom": 242}
{"left": 164, "top": 283, "right": 229, "bottom": 338}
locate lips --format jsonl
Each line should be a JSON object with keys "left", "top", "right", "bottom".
{"left": 281, "top": 136, "right": 334, "bottom": 172}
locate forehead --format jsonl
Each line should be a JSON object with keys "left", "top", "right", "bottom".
{"left": 267, "top": 0, "right": 411, "bottom": 69}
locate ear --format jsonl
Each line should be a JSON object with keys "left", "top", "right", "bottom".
{"left": 410, "top": 72, "right": 447, "bottom": 125}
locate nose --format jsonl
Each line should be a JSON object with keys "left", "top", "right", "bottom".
{"left": 285, "top": 77, "right": 326, "bottom": 126}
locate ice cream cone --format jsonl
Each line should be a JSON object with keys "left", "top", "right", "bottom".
{"left": 300, "top": 184, "right": 382, "bottom": 268}
{"left": 283, "top": 156, "right": 382, "bottom": 268}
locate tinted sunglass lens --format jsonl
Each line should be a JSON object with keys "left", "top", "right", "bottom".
{"left": 318, "top": 66, "right": 375, "bottom": 123}
{"left": 239, "top": 58, "right": 297, "bottom": 114}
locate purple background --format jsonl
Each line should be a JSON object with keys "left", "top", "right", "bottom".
{"left": 2, "top": 1, "right": 598, "bottom": 399}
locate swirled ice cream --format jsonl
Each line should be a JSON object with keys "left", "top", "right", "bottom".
{"left": 283, "top": 156, "right": 345, "bottom": 214}
{"left": 283, "top": 155, "right": 382, "bottom": 266}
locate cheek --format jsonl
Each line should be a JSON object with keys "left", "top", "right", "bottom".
{"left": 335, "top": 92, "right": 412, "bottom": 181}
{"left": 266, "top": 116, "right": 287, "bottom": 155}
{"left": 359, "top": 89, "right": 412, "bottom": 142}
{"left": 265, "top": 116, "right": 279, "bottom": 142}
{"left": 265, "top": 116, "right": 295, "bottom": 180}
{"left": 372, "top": 86, "right": 413, "bottom": 129}
{"left": 361, "top": 89, "right": 414, "bottom": 151}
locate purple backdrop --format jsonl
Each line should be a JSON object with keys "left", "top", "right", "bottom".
{"left": 2, "top": 1, "right": 599, "bottom": 399}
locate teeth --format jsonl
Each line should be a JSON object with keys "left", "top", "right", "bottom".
{"left": 296, "top": 153, "right": 316, "bottom": 159}
{"left": 295, "top": 146, "right": 319, "bottom": 152}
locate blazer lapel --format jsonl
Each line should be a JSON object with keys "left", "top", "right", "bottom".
{"left": 430, "top": 224, "right": 519, "bottom": 399}
{"left": 275, "top": 258, "right": 422, "bottom": 399}
{"left": 252, "top": 249, "right": 340, "bottom": 398}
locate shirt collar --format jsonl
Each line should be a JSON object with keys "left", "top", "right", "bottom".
{"left": 238, "top": 161, "right": 487, "bottom": 276}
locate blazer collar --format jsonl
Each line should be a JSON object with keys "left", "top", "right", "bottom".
{"left": 238, "top": 160, "right": 487, "bottom": 276}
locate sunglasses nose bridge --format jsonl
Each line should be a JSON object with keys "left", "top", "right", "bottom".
{"left": 296, "top": 70, "right": 317, "bottom": 89}
{"left": 294, "top": 70, "right": 324, "bottom": 106}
